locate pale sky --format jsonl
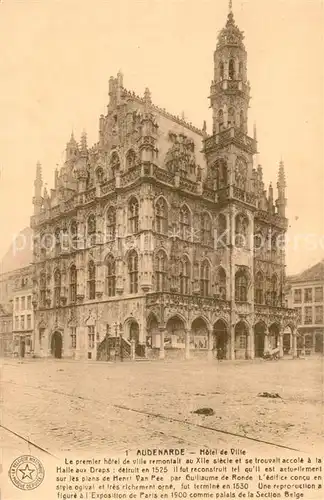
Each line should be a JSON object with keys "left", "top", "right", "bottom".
{"left": 0, "top": 0, "right": 323, "bottom": 275}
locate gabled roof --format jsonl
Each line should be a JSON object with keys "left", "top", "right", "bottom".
{"left": 288, "top": 259, "right": 324, "bottom": 284}
{"left": 0, "top": 227, "right": 33, "bottom": 274}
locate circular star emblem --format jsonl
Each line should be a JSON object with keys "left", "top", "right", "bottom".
{"left": 9, "top": 455, "right": 45, "bottom": 490}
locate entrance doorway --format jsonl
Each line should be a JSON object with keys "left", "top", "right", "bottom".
{"left": 254, "top": 322, "right": 266, "bottom": 358}
{"left": 213, "top": 320, "right": 228, "bottom": 359}
{"left": 51, "top": 331, "right": 63, "bottom": 359}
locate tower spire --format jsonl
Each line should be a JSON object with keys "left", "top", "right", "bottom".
{"left": 229, "top": 0, "right": 233, "bottom": 13}
{"left": 276, "top": 160, "right": 287, "bottom": 217}
{"left": 33, "top": 161, "right": 43, "bottom": 215}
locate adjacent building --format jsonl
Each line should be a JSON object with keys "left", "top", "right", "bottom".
{"left": 0, "top": 227, "right": 33, "bottom": 357}
{"left": 286, "top": 260, "right": 324, "bottom": 355}
{"left": 12, "top": 274, "right": 34, "bottom": 356}
{"left": 0, "top": 303, "right": 13, "bottom": 356}
{"left": 30, "top": 4, "right": 296, "bottom": 361}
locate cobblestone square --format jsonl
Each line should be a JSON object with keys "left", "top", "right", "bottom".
{"left": 1, "top": 357, "right": 323, "bottom": 457}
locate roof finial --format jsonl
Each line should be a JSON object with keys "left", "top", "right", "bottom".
{"left": 229, "top": 0, "right": 233, "bottom": 13}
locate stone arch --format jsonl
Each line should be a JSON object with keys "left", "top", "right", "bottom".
{"left": 268, "top": 322, "right": 280, "bottom": 350}
{"left": 254, "top": 320, "right": 267, "bottom": 358}
{"left": 255, "top": 270, "right": 265, "bottom": 304}
{"left": 109, "top": 151, "right": 120, "bottom": 171}
{"left": 228, "top": 58, "right": 235, "bottom": 79}
{"left": 50, "top": 330, "right": 63, "bottom": 359}
{"left": 154, "top": 248, "right": 168, "bottom": 292}
{"left": 105, "top": 204, "right": 116, "bottom": 240}
{"left": 95, "top": 165, "right": 104, "bottom": 184}
{"left": 282, "top": 323, "right": 294, "bottom": 356}
{"left": 200, "top": 211, "right": 213, "bottom": 245}
{"left": 213, "top": 319, "right": 229, "bottom": 359}
{"left": 154, "top": 196, "right": 169, "bottom": 234}
{"left": 215, "top": 265, "right": 227, "bottom": 299}
{"left": 165, "top": 315, "right": 186, "bottom": 349}
{"left": 235, "top": 268, "right": 250, "bottom": 302}
{"left": 146, "top": 313, "right": 160, "bottom": 349}
{"left": 179, "top": 204, "right": 192, "bottom": 240}
{"left": 234, "top": 321, "right": 249, "bottom": 359}
{"left": 125, "top": 148, "right": 136, "bottom": 169}
{"left": 123, "top": 317, "right": 140, "bottom": 344}
{"left": 190, "top": 316, "right": 210, "bottom": 350}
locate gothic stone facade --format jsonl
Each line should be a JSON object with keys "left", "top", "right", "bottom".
{"left": 30, "top": 9, "right": 296, "bottom": 361}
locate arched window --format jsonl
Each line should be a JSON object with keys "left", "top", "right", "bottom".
{"left": 200, "top": 260, "right": 211, "bottom": 297}
{"left": 155, "top": 250, "right": 167, "bottom": 292}
{"left": 69, "top": 265, "right": 77, "bottom": 304}
{"left": 228, "top": 107, "right": 235, "bottom": 128}
{"left": 234, "top": 158, "right": 248, "bottom": 190}
{"left": 155, "top": 198, "right": 168, "bottom": 234}
{"left": 255, "top": 272, "right": 264, "bottom": 304}
{"left": 179, "top": 205, "right": 191, "bottom": 240}
{"left": 217, "top": 159, "right": 228, "bottom": 188}
{"left": 216, "top": 214, "right": 228, "bottom": 247}
{"left": 40, "top": 272, "right": 46, "bottom": 307}
{"left": 110, "top": 152, "right": 120, "bottom": 171}
{"left": 88, "top": 261, "right": 96, "bottom": 300}
{"left": 106, "top": 254, "right": 116, "bottom": 297}
{"left": 271, "top": 233, "right": 278, "bottom": 254}
{"left": 87, "top": 214, "right": 96, "bottom": 246}
{"left": 70, "top": 220, "right": 78, "bottom": 250}
{"left": 128, "top": 197, "right": 139, "bottom": 234}
{"left": 235, "top": 213, "right": 249, "bottom": 248}
{"left": 54, "top": 269, "right": 61, "bottom": 307}
{"left": 126, "top": 150, "right": 136, "bottom": 169}
{"left": 106, "top": 206, "right": 116, "bottom": 240}
{"left": 180, "top": 256, "right": 190, "bottom": 295}
{"left": 235, "top": 270, "right": 248, "bottom": 302}
{"left": 216, "top": 267, "right": 226, "bottom": 300}
{"left": 271, "top": 274, "right": 278, "bottom": 306}
{"left": 229, "top": 59, "right": 235, "bottom": 80}
{"left": 128, "top": 250, "right": 138, "bottom": 294}
{"left": 218, "top": 109, "right": 224, "bottom": 131}
{"left": 201, "top": 212, "right": 212, "bottom": 245}
{"left": 96, "top": 167, "right": 104, "bottom": 184}
{"left": 219, "top": 61, "right": 224, "bottom": 80}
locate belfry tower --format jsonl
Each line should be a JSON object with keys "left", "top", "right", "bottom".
{"left": 204, "top": 0, "right": 257, "bottom": 197}
{"left": 210, "top": 1, "right": 250, "bottom": 136}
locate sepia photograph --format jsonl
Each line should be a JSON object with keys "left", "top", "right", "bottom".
{"left": 0, "top": 0, "right": 323, "bottom": 498}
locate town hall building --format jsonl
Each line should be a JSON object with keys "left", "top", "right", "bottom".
{"left": 30, "top": 4, "right": 296, "bottom": 361}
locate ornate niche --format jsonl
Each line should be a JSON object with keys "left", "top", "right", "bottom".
{"left": 234, "top": 157, "right": 248, "bottom": 191}
{"left": 208, "top": 158, "right": 228, "bottom": 190}
{"left": 165, "top": 132, "right": 197, "bottom": 178}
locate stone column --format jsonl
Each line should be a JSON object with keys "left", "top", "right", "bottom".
{"left": 292, "top": 331, "right": 297, "bottom": 358}
{"left": 263, "top": 328, "right": 269, "bottom": 355}
{"left": 247, "top": 326, "right": 254, "bottom": 360}
{"left": 185, "top": 329, "right": 190, "bottom": 360}
{"left": 230, "top": 324, "right": 235, "bottom": 360}
{"left": 278, "top": 332, "right": 284, "bottom": 358}
{"left": 207, "top": 329, "right": 213, "bottom": 361}
{"left": 159, "top": 327, "right": 165, "bottom": 360}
